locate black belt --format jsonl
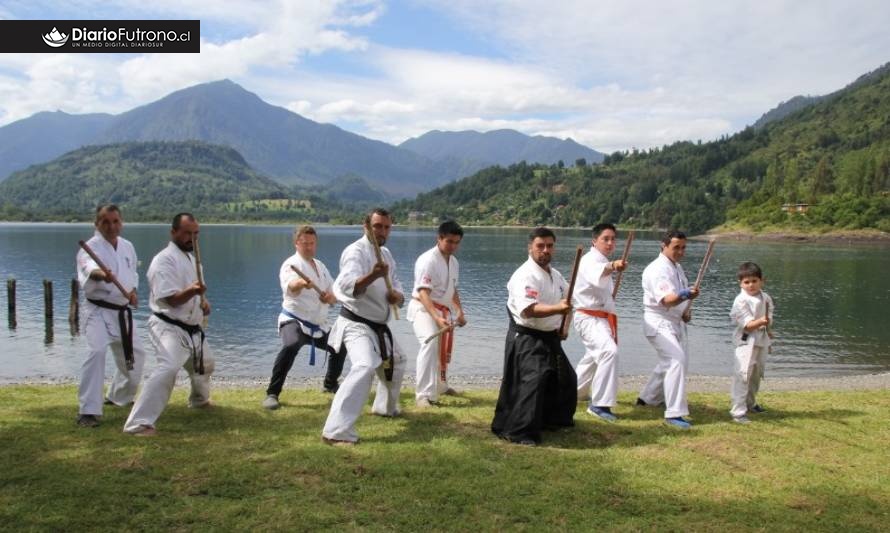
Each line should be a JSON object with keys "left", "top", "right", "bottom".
{"left": 507, "top": 305, "right": 560, "bottom": 341}
{"left": 339, "top": 308, "right": 394, "bottom": 381}
{"left": 153, "top": 312, "right": 206, "bottom": 374}
{"left": 88, "top": 298, "right": 134, "bottom": 371}
{"left": 512, "top": 323, "right": 561, "bottom": 341}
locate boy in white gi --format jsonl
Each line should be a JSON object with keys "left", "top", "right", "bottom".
{"left": 75, "top": 204, "right": 145, "bottom": 427}
{"left": 572, "top": 223, "right": 627, "bottom": 422}
{"left": 123, "top": 213, "right": 214, "bottom": 436}
{"left": 262, "top": 225, "right": 338, "bottom": 410}
{"left": 407, "top": 220, "right": 467, "bottom": 408}
{"left": 637, "top": 230, "right": 699, "bottom": 429}
{"left": 729, "top": 261, "right": 774, "bottom": 424}
{"left": 321, "top": 208, "right": 406, "bottom": 445}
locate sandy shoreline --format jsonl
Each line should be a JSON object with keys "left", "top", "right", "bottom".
{"left": 3, "top": 372, "right": 889, "bottom": 393}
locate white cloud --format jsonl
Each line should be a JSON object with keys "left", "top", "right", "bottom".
{"left": 1, "top": 0, "right": 889, "bottom": 153}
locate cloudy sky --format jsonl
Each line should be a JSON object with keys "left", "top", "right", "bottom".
{"left": 1, "top": 0, "right": 889, "bottom": 153}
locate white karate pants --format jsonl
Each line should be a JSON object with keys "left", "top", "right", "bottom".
{"left": 123, "top": 315, "right": 213, "bottom": 432}
{"left": 322, "top": 321, "right": 406, "bottom": 443}
{"left": 639, "top": 321, "right": 689, "bottom": 419}
{"left": 78, "top": 306, "right": 146, "bottom": 415}
{"left": 573, "top": 314, "right": 618, "bottom": 408}
{"left": 730, "top": 345, "right": 766, "bottom": 417}
{"left": 409, "top": 301, "right": 448, "bottom": 402}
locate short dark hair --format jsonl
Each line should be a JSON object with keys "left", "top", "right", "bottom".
{"left": 528, "top": 226, "right": 556, "bottom": 242}
{"left": 438, "top": 220, "right": 464, "bottom": 238}
{"left": 661, "top": 229, "right": 687, "bottom": 246}
{"left": 94, "top": 204, "right": 121, "bottom": 223}
{"left": 294, "top": 225, "right": 317, "bottom": 240}
{"left": 364, "top": 207, "right": 392, "bottom": 226}
{"left": 592, "top": 223, "right": 616, "bottom": 239}
{"left": 737, "top": 261, "right": 763, "bottom": 281}
{"left": 172, "top": 212, "right": 196, "bottom": 230}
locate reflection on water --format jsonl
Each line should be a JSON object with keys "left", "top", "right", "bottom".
{"left": 1, "top": 222, "right": 888, "bottom": 381}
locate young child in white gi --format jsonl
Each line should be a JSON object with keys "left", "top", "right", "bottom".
{"left": 729, "top": 261, "right": 774, "bottom": 424}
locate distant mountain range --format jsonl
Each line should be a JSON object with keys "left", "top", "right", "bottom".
{"left": 0, "top": 80, "right": 603, "bottom": 199}
{"left": 400, "top": 129, "right": 603, "bottom": 168}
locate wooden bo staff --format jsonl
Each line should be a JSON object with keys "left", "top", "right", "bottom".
{"left": 683, "top": 239, "right": 716, "bottom": 321}
{"left": 193, "top": 235, "right": 209, "bottom": 328}
{"left": 611, "top": 230, "right": 635, "bottom": 299}
{"left": 559, "top": 245, "right": 584, "bottom": 340}
{"left": 78, "top": 240, "right": 131, "bottom": 301}
{"left": 424, "top": 323, "right": 459, "bottom": 345}
{"left": 692, "top": 239, "right": 716, "bottom": 291}
{"left": 290, "top": 265, "right": 325, "bottom": 297}
{"left": 364, "top": 226, "right": 400, "bottom": 320}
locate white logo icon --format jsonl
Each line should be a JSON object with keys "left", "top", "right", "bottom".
{"left": 42, "top": 27, "right": 69, "bottom": 47}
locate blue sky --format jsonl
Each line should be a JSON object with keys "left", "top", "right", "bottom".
{"left": 1, "top": 0, "right": 889, "bottom": 153}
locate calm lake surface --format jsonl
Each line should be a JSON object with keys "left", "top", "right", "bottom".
{"left": 1, "top": 223, "right": 888, "bottom": 382}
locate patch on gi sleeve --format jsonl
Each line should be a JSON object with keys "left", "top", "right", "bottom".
{"left": 525, "top": 286, "right": 539, "bottom": 299}
{"left": 421, "top": 274, "right": 432, "bottom": 285}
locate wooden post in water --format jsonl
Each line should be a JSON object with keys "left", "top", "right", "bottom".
{"left": 43, "top": 279, "right": 53, "bottom": 319}
{"left": 43, "top": 279, "right": 53, "bottom": 344}
{"left": 69, "top": 278, "right": 80, "bottom": 335}
{"left": 6, "top": 277, "right": 15, "bottom": 329}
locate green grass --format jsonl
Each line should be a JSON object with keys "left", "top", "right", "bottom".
{"left": 1, "top": 386, "right": 888, "bottom": 531}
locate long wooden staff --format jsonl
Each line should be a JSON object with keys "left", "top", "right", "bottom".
{"left": 611, "top": 230, "right": 635, "bottom": 299}
{"left": 559, "top": 245, "right": 584, "bottom": 340}
{"left": 290, "top": 264, "right": 325, "bottom": 297}
{"left": 79, "top": 239, "right": 136, "bottom": 370}
{"left": 364, "top": 226, "right": 400, "bottom": 320}
{"left": 682, "top": 239, "right": 716, "bottom": 322}
{"left": 193, "top": 234, "right": 209, "bottom": 328}
{"left": 78, "top": 240, "right": 131, "bottom": 301}
{"left": 692, "top": 239, "right": 716, "bottom": 291}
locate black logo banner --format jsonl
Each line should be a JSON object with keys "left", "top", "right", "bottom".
{"left": 0, "top": 20, "right": 200, "bottom": 53}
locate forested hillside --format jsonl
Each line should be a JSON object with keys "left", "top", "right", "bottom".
{"left": 395, "top": 64, "right": 890, "bottom": 234}
{"left": 0, "top": 141, "right": 357, "bottom": 222}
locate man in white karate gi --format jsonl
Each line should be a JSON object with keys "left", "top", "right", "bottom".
{"left": 321, "top": 208, "right": 406, "bottom": 445}
{"left": 407, "top": 220, "right": 467, "bottom": 408}
{"left": 123, "top": 213, "right": 214, "bottom": 436}
{"left": 262, "top": 225, "right": 339, "bottom": 409}
{"left": 75, "top": 204, "right": 145, "bottom": 427}
{"left": 572, "top": 223, "right": 627, "bottom": 422}
{"left": 637, "top": 230, "right": 699, "bottom": 429}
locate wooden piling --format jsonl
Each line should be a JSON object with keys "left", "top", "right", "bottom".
{"left": 6, "top": 277, "right": 14, "bottom": 329}
{"left": 43, "top": 279, "right": 53, "bottom": 319}
{"left": 44, "top": 279, "right": 54, "bottom": 344}
{"left": 6, "top": 277, "right": 14, "bottom": 315}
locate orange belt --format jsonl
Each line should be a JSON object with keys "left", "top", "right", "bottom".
{"left": 433, "top": 302, "right": 454, "bottom": 382}
{"left": 579, "top": 309, "right": 618, "bottom": 343}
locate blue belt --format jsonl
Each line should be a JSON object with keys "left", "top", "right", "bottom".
{"left": 281, "top": 308, "right": 322, "bottom": 365}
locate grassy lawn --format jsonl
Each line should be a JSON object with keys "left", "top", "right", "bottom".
{"left": 1, "top": 385, "right": 888, "bottom": 531}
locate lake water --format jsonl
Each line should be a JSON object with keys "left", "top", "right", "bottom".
{"left": 1, "top": 223, "right": 888, "bottom": 382}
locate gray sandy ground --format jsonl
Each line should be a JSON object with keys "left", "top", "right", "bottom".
{"left": 4, "top": 372, "right": 889, "bottom": 392}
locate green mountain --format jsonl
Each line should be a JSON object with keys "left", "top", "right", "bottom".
{"left": 395, "top": 65, "right": 890, "bottom": 234}
{"left": 0, "top": 141, "right": 305, "bottom": 221}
